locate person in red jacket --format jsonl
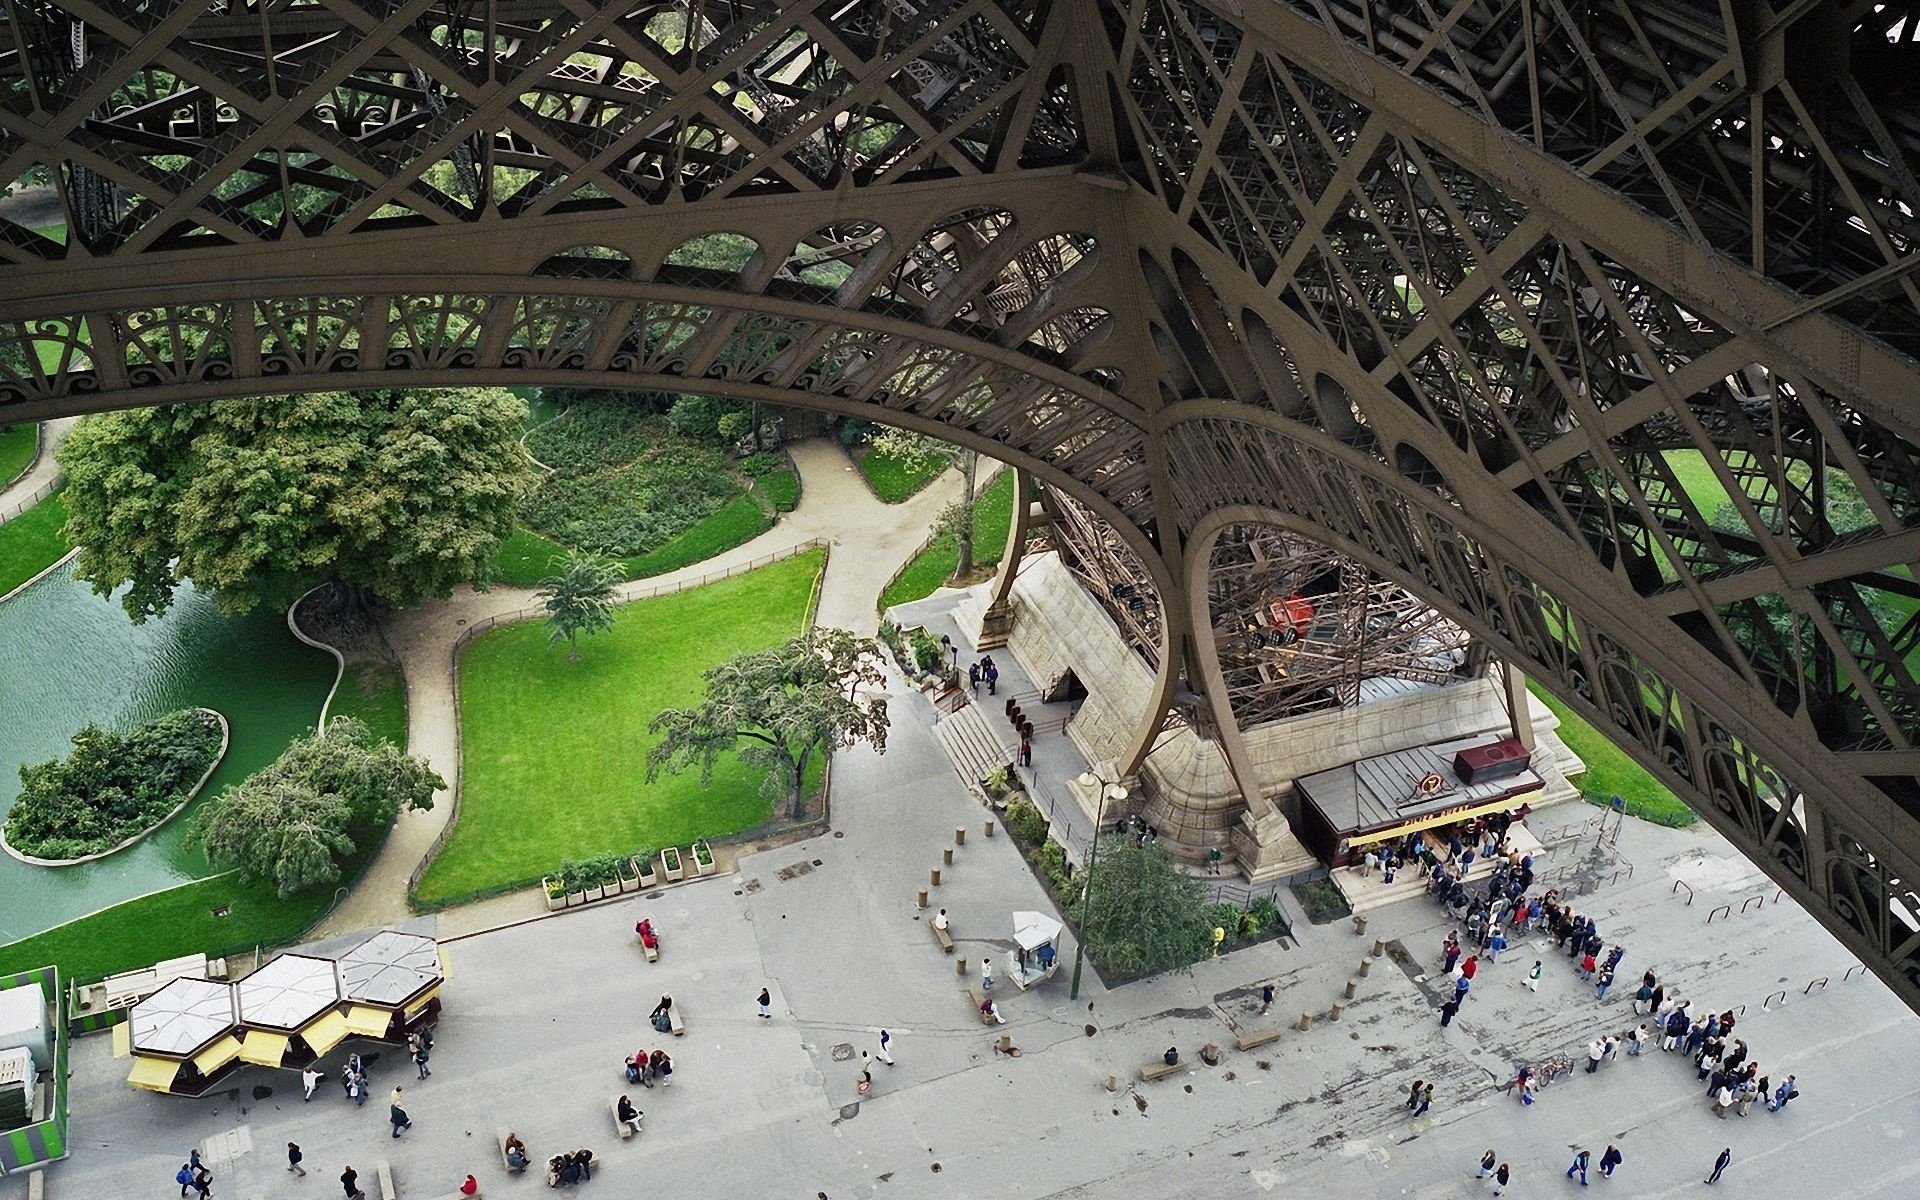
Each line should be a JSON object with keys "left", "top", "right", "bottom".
{"left": 459, "top": 1175, "right": 478, "bottom": 1196}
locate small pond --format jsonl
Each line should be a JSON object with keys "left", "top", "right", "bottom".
{"left": 0, "top": 561, "right": 335, "bottom": 942}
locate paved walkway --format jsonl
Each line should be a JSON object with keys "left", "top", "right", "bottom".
{"left": 316, "top": 438, "right": 971, "bottom": 935}
{"left": 0, "top": 416, "right": 76, "bottom": 523}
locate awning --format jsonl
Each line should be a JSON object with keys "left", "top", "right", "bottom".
{"left": 344, "top": 1006, "right": 392, "bottom": 1038}
{"left": 128, "top": 1055, "right": 181, "bottom": 1093}
{"left": 403, "top": 984, "right": 441, "bottom": 1021}
{"left": 301, "top": 1009, "right": 349, "bottom": 1056}
{"left": 238, "top": 1031, "right": 290, "bottom": 1068}
{"left": 1345, "top": 789, "right": 1541, "bottom": 849}
{"left": 192, "top": 1035, "right": 242, "bottom": 1075}
{"left": 111, "top": 1022, "right": 131, "bottom": 1059}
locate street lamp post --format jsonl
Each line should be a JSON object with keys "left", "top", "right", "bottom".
{"left": 1070, "top": 769, "right": 1128, "bottom": 1001}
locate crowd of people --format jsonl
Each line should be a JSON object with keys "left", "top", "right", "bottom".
{"left": 546, "top": 1147, "right": 597, "bottom": 1186}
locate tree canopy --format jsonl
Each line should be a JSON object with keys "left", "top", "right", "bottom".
{"left": 1069, "top": 840, "right": 1215, "bottom": 980}
{"left": 57, "top": 387, "right": 534, "bottom": 621}
{"left": 191, "top": 716, "right": 443, "bottom": 898}
{"left": 540, "top": 551, "right": 621, "bottom": 658}
{"left": 646, "top": 628, "right": 888, "bottom": 819}
{"left": 3, "top": 708, "right": 224, "bottom": 860}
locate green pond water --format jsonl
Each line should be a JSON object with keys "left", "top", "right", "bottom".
{"left": 0, "top": 562, "right": 335, "bottom": 942}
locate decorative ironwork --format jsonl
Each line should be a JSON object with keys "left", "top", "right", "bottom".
{"left": 0, "top": 0, "right": 1917, "bottom": 1010}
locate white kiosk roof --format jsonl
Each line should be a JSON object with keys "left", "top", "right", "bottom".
{"left": 237, "top": 954, "right": 340, "bottom": 1030}
{"left": 338, "top": 931, "right": 442, "bottom": 1008}
{"left": 1013, "top": 911, "right": 1064, "bottom": 951}
{"left": 130, "top": 978, "right": 238, "bottom": 1058}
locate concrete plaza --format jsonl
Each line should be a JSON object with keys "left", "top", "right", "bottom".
{"left": 7, "top": 661, "right": 1919, "bottom": 1200}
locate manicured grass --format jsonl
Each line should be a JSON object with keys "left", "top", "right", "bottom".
{"left": 0, "top": 423, "right": 35, "bottom": 487}
{"left": 0, "top": 491, "right": 70, "bottom": 597}
{"left": 756, "top": 467, "right": 800, "bottom": 512}
{"left": 415, "top": 550, "right": 826, "bottom": 907}
{"left": 493, "top": 492, "right": 775, "bottom": 587}
{"left": 880, "top": 469, "right": 1015, "bottom": 610}
{"left": 1529, "top": 682, "right": 1698, "bottom": 827}
{"left": 856, "top": 444, "right": 945, "bottom": 502}
{"left": 331, "top": 662, "right": 408, "bottom": 748}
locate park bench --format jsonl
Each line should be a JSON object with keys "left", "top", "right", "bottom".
{"left": 610, "top": 1095, "right": 636, "bottom": 1139}
{"left": 104, "top": 953, "right": 217, "bottom": 1009}
{"left": 1235, "top": 1026, "right": 1283, "bottom": 1052}
{"left": 375, "top": 1161, "right": 397, "bottom": 1200}
{"left": 497, "top": 1128, "right": 523, "bottom": 1173}
{"left": 931, "top": 921, "right": 954, "bottom": 954}
{"left": 667, "top": 1005, "right": 685, "bottom": 1037}
{"left": 965, "top": 983, "right": 997, "bottom": 1024}
{"left": 636, "top": 935, "right": 658, "bottom": 963}
{"left": 1139, "top": 1054, "right": 1185, "bottom": 1083}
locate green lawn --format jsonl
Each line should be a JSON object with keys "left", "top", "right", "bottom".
{"left": 493, "top": 491, "right": 774, "bottom": 587}
{"left": 0, "top": 423, "right": 35, "bottom": 487}
{"left": 857, "top": 444, "right": 945, "bottom": 502}
{"left": 330, "top": 661, "right": 408, "bottom": 748}
{"left": 415, "top": 549, "right": 827, "bottom": 907}
{"left": 0, "top": 491, "right": 70, "bottom": 597}
{"left": 755, "top": 467, "right": 800, "bottom": 512}
{"left": 880, "top": 469, "right": 1015, "bottom": 610}
{"left": 1529, "top": 682, "right": 1697, "bottom": 827}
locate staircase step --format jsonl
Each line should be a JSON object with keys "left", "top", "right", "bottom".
{"left": 933, "top": 702, "right": 1012, "bottom": 788}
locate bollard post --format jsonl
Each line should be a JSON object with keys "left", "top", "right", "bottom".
{"left": 917, "top": 888, "right": 928, "bottom": 909}
{"left": 1298, "top": 1011, "right": 1312, "bottom": 1032}
{"left": 984, "top": 818, "right": 996, "bottom": 837}
{"left": 1328, "top": 1000, "right": 1345, "bottom": 1022}
{"left": 1344, "top": 978, "right": 1358, "bottom": 999}
{"left": 1371, "top": 938, "right": 1386, "bottom": 959}
{"left": 997, "top": 1034, "right": 1013, "bottom": 1055}
{"left": 1357, "top": 958, "right": 1372, "bottom": 977}
{"left": 931, "top": 867, "right": 942, "bottom": 887}
{"left": 943, "top": 847, "right": 954, "bottom": 867}
{"left": 955, "top": 826, "right": 966, "bottom": 847}
{"left": 956, "top": 956, "right": 967, "bottom": 977}
{"left": 1353, "top": 914, "right": 1369, "bottom": 937}
{"left": 1105, "top": 1073, "right": 1120, "bottom": 1092}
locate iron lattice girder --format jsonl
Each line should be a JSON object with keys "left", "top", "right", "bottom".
{"left": 1, "top": 1, "right": 1919, "bottom": 1007}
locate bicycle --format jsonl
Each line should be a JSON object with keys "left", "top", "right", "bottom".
{"left": 1535, "top": 1055, "right": 1573, "bottom": 1086}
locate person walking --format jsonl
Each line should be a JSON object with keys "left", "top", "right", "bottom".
{"left": 981, "top": 956, "right": 993, "bottom": 991}
{"left": 1768, "top": 1074, "right": 1798, "bottom": 1112}
{"left": 1706, "top": 1147, "right": 1731, "bottom": 1184}
{"left": 189, "top": 1166, "right": 213, "bottom": 1200}
{"left": 287, "top": 1142, "right": 306, "bottom": 1176}
{"left": 1476, "top": 1149, "right": 1497, "bottom": 1178}
{"left": 1454, "top": 974, "right": 1471, "bottom": 1003}
{"left": 1443, "top": 932, "right": 1461, "bottom": 975}
{"left": 1412, "top": 1082, "right": 1433, "bottom": 1118}
{"left": 1565, "top": 1148, "right": 1590, "bottom": 1185}
{"left": 1627, "top": 1025, "right": 1647, "bottom": 1056}
{"left": 175, "top": 1165, "right": 194, "bottom": 1198}
{"left": 1598, "top": 1145, "right": 1622, "bottom": 1178}
{"left": 1461, "top": 954, "right": 1479, "bottom": 982}
{"left": 1526, "top": 960, "right": 1542, "bottom": 992}
{"left": 413, "top": 1037, "right": 431, "bottom": 1079}
{"left": 1439, "top": 995, "right": 1461, "bottom": 1027}
{"left": 341, "top": 1165, "right": 364, "bottom": 1200}
{"left": 1406, "top": 1079, "right": 1425, "bottom": 1111}
{"left": 1488, "top": 929, "right": 1507, "bottom": 963}
{"left": 1586, "top": 1037, "right": 1606, "bottom": 1073}
{"left": 1492, "top": 1162, "right": 1511, "bottom": 1195}
{"left": 876, "top": 1029, "right": 895, "bottom": 1066}
{"left": 302, "top": 1065, "right": 322, "bottom": 1101}
{"left": 1594, "top": 965, "right": 1615, "bottom": 1000}
{"left": 757, "top": 987, "right": 772, "bottom": 1019}
{"left": 389, "top": 1098, "right": 412, "bottom": 1139}
{"left": 1259, "top": 983, "right": 1274, "bottom": 1015}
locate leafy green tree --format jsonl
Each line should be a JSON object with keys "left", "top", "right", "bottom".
{"left": 191, "top": 716, "right": 443, "bottom": 897}
{"left": 1069, "top": 840, "right": 1214, "bottom": 979}
{"left": 539, "top": 551, "right": 621, "bottom": 659}
{"left": 646, "top": 629, "right": 889, "bottom": 819}
{"left": 57, "top": 387, "right": 534, "bottom": 621}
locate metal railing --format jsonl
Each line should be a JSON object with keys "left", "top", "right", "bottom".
{"left": 0, "top": 473, "right": 56, "bottom": 522}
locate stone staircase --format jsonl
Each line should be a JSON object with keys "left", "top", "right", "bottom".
{"left": 1334, "top": 822, "right": 1548, "bottom": 916}
{"left": 932, "top": 700, "right": 1013, "bottom": 789}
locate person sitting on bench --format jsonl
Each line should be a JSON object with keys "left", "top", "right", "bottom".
{"left": 571, "top": 1148, "right": 595, "bottom": 1182}
{"left": 932, "top": 908, "right": 949, "bottom": 931}
{"left": 980, "top": 996, "right": 1005, "bottom": 1024}
{"left": 650, "top": 994, "right": 672, "bottom": 1033}
{"left": 1163, "top": 1046, "right": 1179, "bottom": 1067}
{"left": 504, "top": 1133, "right": 529, "bottom": 1171}
{"left": 548, "top": 1155, "right": 572, "bottom": 1186}
{"left": 635, "top": 919, "right": 659, "bottom": 950}
{"left": 459, "top": 1175, "right": 478, "bottom": 1196}
{"left": 616, "top": 1095, "right": 642, "bottom": 1135}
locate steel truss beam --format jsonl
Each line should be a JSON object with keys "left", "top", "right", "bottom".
{"left": 1, "top": 0, "right": 1917, "bottom": 1009}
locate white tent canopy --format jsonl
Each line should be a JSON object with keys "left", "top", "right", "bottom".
{"left": 1013, "top": 911, "right": 1063, "bottom": 951}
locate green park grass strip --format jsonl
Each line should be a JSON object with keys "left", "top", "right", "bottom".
{"left": 880, "top": 469, "right": 1015, "bottom": 611}
{"left": 1528, "top": 682, "right": 1697, "bottom": 827}
{"left": 330, "top": 662, "right": 408, "bottom": 748}
{"left": 857, "top": 446, "right": 944, "bottom": 503}
{"left": 415, "top": 550, "right": 826, "bottom": 908}
{"left": 0, "top": 491, "right": 71, "bottom": 597}
{"left": 494, "top": 492, "right": 773, "bottom": 588}
{"left": 755, "top": 467, "right": 800, "bottom": 512}
{"left": 0, "top": 423, "right": 35, "bottom": 488}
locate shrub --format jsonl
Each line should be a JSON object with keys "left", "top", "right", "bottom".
{"left": 4, "top": 709, "right": 224, "bottom": 860}
{"left": 738, "top": 452, "right": 781, "bottom": 477}
{"left": 983, "top": 763, "right": 1012, "bottom": 797}
{"left": 717, "top": 410, "right": 753, "bottom": 443}
{"left": 1070, "top": 841, "right": 1214, "bottom": 979}
{"left": 1249, "top": 894, "right": 1285, "bottom": 937}
{"left": 1004, "top": 799, "right": 1049, "bottom": 848}
{"left": 1290, "top": 877, "right": 1352, "bottom": 924}
{"left": 1036, "top": 840, "right": 1073, "bottom": 895}
{"left": 909, "top": 628, "right": 944, "bottom": 675}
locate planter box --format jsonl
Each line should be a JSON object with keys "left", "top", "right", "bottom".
{"left": 542, "top": 878, "right": 567, "bottom": 913}
{"left": 692, "top": 841, "right": 716, "bottom": 876}
{"left": 615, "top": 862, "right": 640, "bottom": 893}
{"left": 661, "top": 848, "right": 685, "bottom": 883}
{"left": 634, "top": 855, "right": 658, "bottom": 888}
{"left": 565, "top": 888, "right": 588, "bottom": 908}
{"left": 580, "top": 882, "right": 606, "bottom": 903}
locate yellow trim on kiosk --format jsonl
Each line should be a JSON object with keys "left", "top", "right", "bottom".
{"left": 111, "top": 1022, "right": 131, "bottom": 1059}
{"left": 127, "top": 1055, "right": 181, "bottom": 1093}
{"left": 344, "top": 1005, "right": 392, "bottom": 1037}
{"left": 192, "top": 1035, "right": 242, "bottom": 1075}
{"left": 301, "top": 1010, "right": 350, "bottom": 1056}
{"left": 238, "top": 1031, "right": 290, "bottom": 1068}
{"left": 1344, "top": 789, "right": 1541, "bottom": 849}
{"left": 403, "top": 984, "right": 441, "bottom": 1021}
